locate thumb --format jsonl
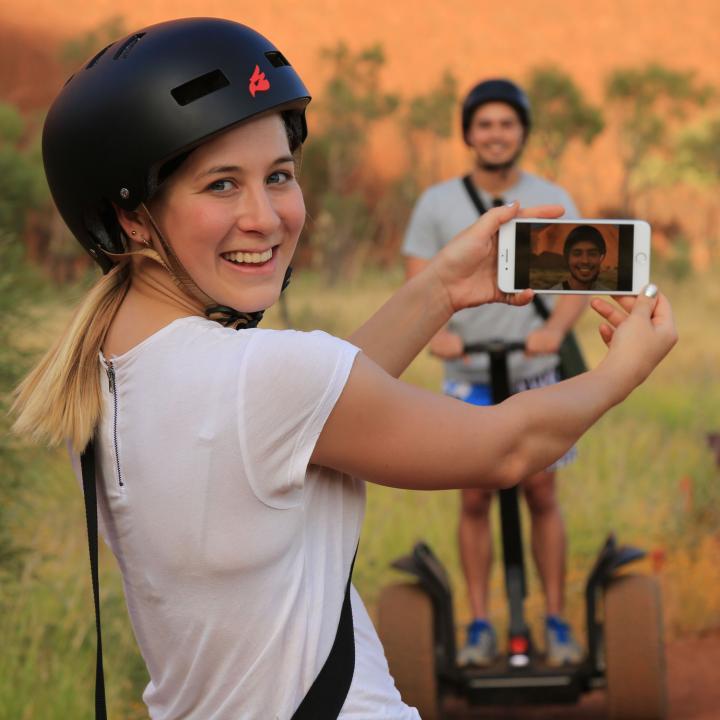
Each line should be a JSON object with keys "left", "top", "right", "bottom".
{"left": 631, "top": 284, "right": 659, "bottom": 319}
{"left": 478, "top": 200, "right": 519, "bottom": 234}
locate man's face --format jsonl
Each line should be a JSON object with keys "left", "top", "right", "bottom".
{"left": 465, "top": 101, "right": 525, "bottom": 171}
{"left": 567, "top": 240, "right": 604, "bottom": 288}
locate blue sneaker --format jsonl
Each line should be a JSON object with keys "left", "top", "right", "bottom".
{"left": 457, "top": 619, "right": 498, "bottom": 667}
{"left": 545, "top": 615, "right": 583, "bottom": 666}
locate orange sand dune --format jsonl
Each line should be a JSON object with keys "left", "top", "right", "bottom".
{"left": 2, "top": 0, "right": 718, "bottom": 251}
{"left": 3, "top": 0, "right": 718, "bottom": 103}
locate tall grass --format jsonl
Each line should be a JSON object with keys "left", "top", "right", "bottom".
{"left": 2, "top": 263, "right": 718, "bottom": 716}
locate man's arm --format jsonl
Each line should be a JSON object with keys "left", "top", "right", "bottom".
{"left": 525, "top": 295, "right": 588, "bottom": 356}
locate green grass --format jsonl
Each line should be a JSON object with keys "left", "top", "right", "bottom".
{"left": 2, "top": 263, "right": 719, "bottom": 716}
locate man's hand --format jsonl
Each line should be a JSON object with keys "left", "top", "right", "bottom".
{"left": 429, "top": 329, "right": 465, "bottom": 359}
{"left": 525, "top": 326, "right": 565, "bottom": 356}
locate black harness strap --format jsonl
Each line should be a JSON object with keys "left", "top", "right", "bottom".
{"left": 291, "top": 552, "right": 356, "bottom": 719}
{"left": 80, "top": 442, "right": 356, "bottom": 720}
{"left": 81, "top": 440, "right": 107, "bottom": 720}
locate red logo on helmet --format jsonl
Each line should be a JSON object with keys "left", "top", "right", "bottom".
{"left": 249, "top": 65, "right": 270, "bottom": 97}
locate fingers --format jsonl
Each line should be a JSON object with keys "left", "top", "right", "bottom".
{"left": 598, "top": 322, "right": 614, "bottom": 347}
{"left": 518, "top": 204, "right": 566, "bottom": 220}
{"left": 590, "top": 297, "right": 627, "bottom": 328}
{"left": 507, "top": 288, "right": 534, "bottom": 307}
{"left": 628, "top": 284, "right": 659, "bottom": 319}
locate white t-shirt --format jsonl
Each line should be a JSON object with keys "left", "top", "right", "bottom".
{"left": 77, "top": 316, "right": 418, "bottom": 720}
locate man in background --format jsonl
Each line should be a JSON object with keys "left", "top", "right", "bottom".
{"left": 402, "top": 79, "right": 586, "bottom": 667}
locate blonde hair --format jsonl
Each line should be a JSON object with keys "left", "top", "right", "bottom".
{"left": 12, "top": 261, "right": 131, "bottom": 453}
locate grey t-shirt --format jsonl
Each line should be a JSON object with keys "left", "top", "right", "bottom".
{"left": 402, "top": 172, "right": 579, "bottom": 384}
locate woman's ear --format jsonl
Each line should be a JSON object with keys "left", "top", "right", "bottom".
{"left": 112, "top": 203, "right": 152, "bottom": 247}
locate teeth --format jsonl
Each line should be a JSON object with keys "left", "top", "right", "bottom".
{"left": 224, "top": 248, "right": 273, "bottom": 264}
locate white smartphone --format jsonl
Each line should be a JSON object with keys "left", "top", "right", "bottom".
{"left": 498, "top": 218, "right": 651, "bottom": 295}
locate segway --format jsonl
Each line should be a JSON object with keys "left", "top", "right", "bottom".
{"left": 376, "top": 340, "right": 667, "bottom": 719}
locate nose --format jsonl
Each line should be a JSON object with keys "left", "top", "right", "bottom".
{"left": 235, "top": 183, "right": 281, "bottom": 236}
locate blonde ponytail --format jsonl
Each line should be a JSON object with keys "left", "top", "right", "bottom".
{"left": 12, "top": 261, "right": 131, "bottom": 453}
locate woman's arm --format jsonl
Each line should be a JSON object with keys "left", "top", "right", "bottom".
{"left": 312, "top": 289, "right": 677, "bottom": 490}
{"left": 348, "top": 203, "right": 562, "bottom": 377}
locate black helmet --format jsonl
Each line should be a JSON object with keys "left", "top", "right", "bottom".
{"left": 563, "top": 225, "right": 606, "bottom": 257}
{"left": 43, "top": 17, "right": 311, "bottom": 273}
{"left": 461, "top": 78, "right": 531, "bottom": 143}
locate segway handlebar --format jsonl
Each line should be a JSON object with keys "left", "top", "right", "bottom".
{"left": 463, "top": 340, "right": 526, "bottom": 355}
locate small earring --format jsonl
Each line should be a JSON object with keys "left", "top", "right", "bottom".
{"left": 131, "top": 230, "right": 137, "bottom": 236}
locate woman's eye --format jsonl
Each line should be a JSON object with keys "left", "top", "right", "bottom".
{"left": 267, "top": 170, "right": 292, "bottom": 185}
{"left": 207, "top": 179, "right": 234, "bottom": 193}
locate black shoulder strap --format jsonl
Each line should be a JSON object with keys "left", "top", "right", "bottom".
{"left": 80, "top": 443, "right": 356, "bottom": 720}
{"left": 531, "top": 295, "right": 551, "bottom": 320}
{"left": 81, "top": 441, "right": 107, "bottom": 720}
{"left": 461, "top": 174, "right": 488, "bottom": 216}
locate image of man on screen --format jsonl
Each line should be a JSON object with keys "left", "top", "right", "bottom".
{"left": 551, "top": 225, "right": 613, "bottom": 291}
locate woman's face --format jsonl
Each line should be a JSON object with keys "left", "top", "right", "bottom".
{"left": 150, "top": 114, "right": 305, "bottom": 313}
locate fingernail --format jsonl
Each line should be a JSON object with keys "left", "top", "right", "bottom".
{"left": 643, "top": 283, "right": 658, "bottom": 298}
{"left": 505, "top": 201, "right": 516, "bottom": 208}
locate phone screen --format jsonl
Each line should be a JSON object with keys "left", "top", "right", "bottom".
{"left": 513, "top": 222, "right": 637, "bottom": 292}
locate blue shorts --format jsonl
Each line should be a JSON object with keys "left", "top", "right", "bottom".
{"left": 443, "top": 368, "right": 577, "bottom": 471}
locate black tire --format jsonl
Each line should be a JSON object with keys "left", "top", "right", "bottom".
{"left": 376, "top": 582, "right": 441, "bottom": 719}
{"left": 604, "top": 573, "right": 668, "bottom": 720}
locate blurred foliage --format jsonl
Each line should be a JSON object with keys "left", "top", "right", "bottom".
{"left": 525, "top": 65, "right": 604, "bottom": 180}
{"left": 402, "top": 69, "right": 458, "bottom": 183}
{"left": 304, "top": 42, "right": 399, "bottom": 284}
{"left": 605, "top": 63, "right": 713, "bottom": 215}
{"left": 60, "top": 16, "right": 126, "bottom": 68}
{"left": 674, "top": 115, "right": 720, "bottom": 185}
{"left": 0, "top": 103, "right": 47, "bottom": 234}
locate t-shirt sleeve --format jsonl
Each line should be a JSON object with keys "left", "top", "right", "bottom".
{"left": 401, "top": 188, "right": 443, "bottom": 260}
{"left": 237, "top": 329, "right": 359, "bottom": 509}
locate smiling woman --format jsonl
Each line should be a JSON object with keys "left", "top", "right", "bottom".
{"left": 11, "top": 15, "right": 677, "bottom": 720}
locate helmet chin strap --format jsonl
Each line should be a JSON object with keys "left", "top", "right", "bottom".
{"left": 106, "top": 204, "right": 291, "bottom": 330}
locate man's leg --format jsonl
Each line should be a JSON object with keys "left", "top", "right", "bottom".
{"left": 457, "top": 488, "right": 498, "bottom": 666}
{"left": 459, "top": 488, "right": 494, "bottom": 617}
{"left": 523, "top": 470, "right": 582, "bottom": 664}
{"left": 523, "top": 470, "right": 565, "bottom": 615}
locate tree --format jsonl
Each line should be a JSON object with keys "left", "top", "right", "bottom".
{"left": 671, "top": 116, "right": 720, "bottom": 270}
{"left": 0, "top": 103, "right": 46, "bottom": 236}
{"left": 605, "top": 63, "right": 712, "bottom": 215}
{"left": 403, "top": 69, "right": 458, "bottom": 183}
{"left": 305, "top": 42, "right": 399, "bottom": 284}
{"left": 525, "top": 65, "right": 604, "bottom": 180}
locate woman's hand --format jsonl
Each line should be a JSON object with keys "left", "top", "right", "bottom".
{"left": 592, "top": 286, "right": 678, "bottom": 392}
{"left": 430, "top": 202, "right": 565, "bottom": 312}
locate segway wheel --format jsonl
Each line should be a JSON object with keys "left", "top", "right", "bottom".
{"left": 376, "top": 582, "right": 441, "bottom": 719}
{"left": 604, "top": 574, "right": 667, "bottom": 720}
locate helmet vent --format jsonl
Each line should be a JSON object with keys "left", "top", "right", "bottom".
{"left": 113, "top": 33, "right": 146, "bottom": 60}
{"left": 85, "top": 43, "right": 112, "bottom": 69}
{"left": 265, "top": 51, "right": 290, "bottom": 68}
{"left": 171, "top": 70, "right": 230, "bottom": 107}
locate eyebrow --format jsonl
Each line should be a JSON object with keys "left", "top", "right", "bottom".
{"left": 200, "top": 155, "right": 295, "bottom": 178}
